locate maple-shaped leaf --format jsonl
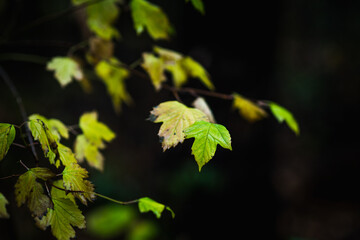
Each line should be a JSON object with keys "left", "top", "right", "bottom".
{"left": 79, "top": 111, "right": 116, "bottom": 147}
{"left": 95, "top": 58, "right": 132, "bottom": 113}
{"left": 269, "top": 102, "right": 300, "bottom": 135}
{"left": 130, "top": 0, "right": 173, "bottom": 40}
{"left": 74, "top": 134, "right": 104, "bottom": 171}
{"left": 36, "top": 197, "right": 85, "bottom": 240}
{"left": 184, "top": 121, "right": 232, "bottom": 171}
{"left": 0, "top": 192, "right": 9, "bottom": 218}
{"left": 232, "top": 93, "right": 267, "bottom": 122}
{"left": 138, "top": 197, "right": 175, "bottom": 219}
{"left": 14, "top": 168, "right": 54, "bottom": 217}
{"left": 62, "top": 163, "right": 95, "bottom": 205}
{"left": 28, "top": 119, "right": 59, "bottom": 166}
{"left": 141, "top": 53, "right": 166, "bottom": 90}
{"left": 51, "top": 179, "right": 76, "bottom": 204}
{"left": 0, "top": 123, "right": 15, "bottom": 162}
{"left": 58, "top": 143, "right": 78, "bottom": 167}
{"left": 149, "top": 101, "right": 209, "bottom": 151}
{"left": 29, "top": 114, "right": 69, "bottom": 141}
{"left": 47, "top": 57, "right": 83, "bottom": 87}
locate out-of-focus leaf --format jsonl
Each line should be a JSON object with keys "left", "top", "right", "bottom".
{"left": 192, "top": 97, "right": 215, "bottom": 123}
{"left": 232, "top": 93, "right": 267, "bottom": 122}
{"left": 86, "top": 204, "right": 136, "bottom": 239}
{"left": 46, "top": 57, "right": 83, "bottom": 87}
{"left": 149, "top": 101, "right": 209, "bottom": 151}
{"left": 138, "top": 197, "right": 174, "bottom": 219}
{"left": 186, "top": 0, "right": 205, "bottom": 15}
{"left": 95, "top": 58, "right": 132, "bottom": 113}
{"left": 184, "top": 121, "right": 232, "bottom": 171}
{"left": 0, "top": 123, "right": 15, "bottom": 161}
{"left": 74, "top": 134, "right": 104, "bottom": 171}
{"left": 130, "top": 0, "right": 173, "bottom": 40}
{"left": 181, "top": 56, "right": 214, "bottom": 90}
{"left": 141, "top": 53, "right": 166, "bottom": 90}
{"left": 0, "top": 192, "right": 9, "bottom": 218}
{"left": 36, "top": 197, "right": 85, "bottom": 240}
{"left": 87, "top": 36, "right": 114, "bottom": 65}
{"left": 269, "top": 102, "right": 300, "bottom": 135}
{"left": 128, "top": 221, "right": 160, "bottom": 240}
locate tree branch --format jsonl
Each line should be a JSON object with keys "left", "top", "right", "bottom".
{"left": 0, "top": 66, "right": 39, "bottom": 164}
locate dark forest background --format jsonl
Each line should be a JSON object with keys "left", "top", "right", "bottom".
{"left": 1, "top": 1, "right": 360, "bottom": 239}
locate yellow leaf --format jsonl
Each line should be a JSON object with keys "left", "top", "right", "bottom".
{"left": 232, "top": 93, "right": 267, "bottom": 122}
{"left": 74, "top": 134, "right": 104, "bottom": 171}
{"left": 0, "top": 193, "right": 9, "bottom": 218}
{"left": 149, "top": 101, "right": 209, "bottom": 151}
{"left": 141, "top": 53, "right": 166, "bottom": 90}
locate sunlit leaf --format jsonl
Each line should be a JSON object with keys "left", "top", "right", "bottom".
{"left": 182, "top": 57, "right": 214, "bottom": 90}
{"left": 269, "top": 102, "right": 300, "bottom": 135}
{"left": 74, "top": 134, "right": 104, "bottom": 171}
{"left": 141, "top": 53, "right": 166, "bottom": 90}
{"left": 130, "top": 0, "right": 173, "bottom": 40}
{"left": 186, "top": 0, "right": 205, "bottom": 14}
{"left": 58, "top": 143, "right": 78, "bottom": 167}
{"left": 232, "top": 93, "right": 267, "bottom": 122}
{"left": 14, "top": 168, "right": 54, "bottom": 217}
{"left": 51, "top": 179, "right": 76, "bottom": 204}
{"left": 47, "top": 57, "right": 83, "bottom": 87}
{"left": 149, "top": 101, "right": 209, "bottom": 151}
{"left": 62, "top": 163, "right": 95, "bottom": 205}
{"left": 0, "top": 123, "right": 15, "bottom": 161}
{"left": 29, "top": 114, "right": 69, "bottom": 141}
{"left": 36, "top": 197, "right": 85, "bottom": 240}
{"left": 79, "top": 111, "right": 116, "bottom": 147}
{"left": 95, "top": 58, "right": 132, "bottom": 113}
{"left": 138, "top": 197, "right": 175, "bottom": 219}
{"left": 184, "top": 121, "right": 232, "bottom": 171}
{"left": 0, "top": 192, "right": 9, "bottom": 218}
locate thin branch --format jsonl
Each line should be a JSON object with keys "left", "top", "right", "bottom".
{"left": 0, "top": 174, "right": 21, "bottom": 180}
{"left": 0, "top": 66, "right": 39, "bottom": 164}
{"left": 19, "top": 160, "right": 29, "bottom": 171}
{"left": 12, "top": 142, "right": 27, "bottom": 149}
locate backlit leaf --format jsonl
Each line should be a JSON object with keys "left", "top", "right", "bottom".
{"left": 184, "top": 121, "right": 232, "bottom": 171}
{"left": 79, "top": 111, "right": 116, "bottom": 147}
{"left": 138, "top": 197, "right": 175, "bottom": 219}
{"left": 141, "top": 53, "right": 166, "bottom": 90}
{"left": 186, "top": 0, "right": 205, "bottom": 15}
{"left": 232, "top": 93, "right": 267, "bottom": 122}
{"left": 181, "top": 57, "right": 214, "bottom": 90}
{"left": 47, "top": 57, "right": 83, "bottom": 87}
{"left": 149, "top": 101, "right": 209, "bottom": 151}
{"left": 95, "top": 58, "right": 132, "bottom": 113}
{"left": 0, "top": 192, "right": 9, "bottom": 218}
{"left": 192, "top": 97, "right": 215, "bottom": 123}
{"left": 29, "top": 114, "right": 69, "bottom": 141}
{"left": 36, "top": 197, "right": 85, "bottom": 240}
{"left": 0, "top": 123, "right": 15, "bottom": 161}
{"left": 62, "top": 163, "right": 95, "bottom": 205}
{"left": 74, "top": 134, "right": 104, "bottom": 171}
{"left": 58, "top": 143, "right": 78, "bottom": 167}
{"left": 130, "top": 0, "right": 173, "bottom": 40}
{"left": 269, "top": 102, "right": 300, "bottom": 135}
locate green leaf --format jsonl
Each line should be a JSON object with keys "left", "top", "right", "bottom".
{"left": 74, "top": 134, "right": 104, "bottom": 171}
{"left": 29, "top": 114, "right": 69, "bottom": 141}
{"left": 14, "top": 168, "right": 54, "bottom": 217}
{"left": 51, "top": 179, "right": 76, "bottom": 204}
{"left": 268, "top": 102, "right": 300, "bottom": 135}
{"left": 95, "top": 58, "right": 132, "bottom": 113}
{"left": 0, "top": 123, "right": 15, "bottom": 161}
{"left": 46, "top": 57, "right": 83, "bottom": 87}
{"left": 79, "top": 111, "right": 116, "bottom": 147}
{"left": 0, "top": 192, "right": 10, "bottom": 218}
{"left": 141, "top": 53, "right": 166, "bottom": 90}
{"left": 181, "top": 57, "right": 214, "bottom": 90}
{"left": 150, "top": 101, "right": 209, "bottom": 151}
{"left": 184, "top": 121, "right": 232, "bottom": 171}
{"left": 62, "top": 163, "right": 95, "bottom": 205}
{"left": 186, "top": 0, "right": 205, "bottom": 15}
{"left": 138, "top": 197, "right": 175, "bottom": 219}
{"left": 58, "top": 143, "right": 78, "bottom": 167}
{"left": 36, "top": 197, "right": 85, "bottom": 240}
{"left": 232, "top": 93, "right": 267, "bottom": 122}
{"left": 130, "top": 0, "right": 173, "bottom": 40}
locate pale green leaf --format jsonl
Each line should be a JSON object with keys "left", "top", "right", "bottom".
{"left": 0, "top": 192, "right": 9, "bottom": 218}
{"left": 62, "top": 163, "right": 95, "bottom": 205}
{"left": 75, "top": 134, "right": 104, "bottom": 171}
{"left": 232, "top": 93, "right": 267, "bottom": 122}
{"left": 36, "top": 197, "right": 85, "bottom": 240}
{"left": 141, "top": 53, "right": 166, "bottom": 90}
{"left": 130, "top": 0, "right": 173, "bottom": 40}
{"left": 184, "top": 121, "right": 232, "bottom": 171}
{"left": 0, "top": 123, "right": 15, "bottom": 161}
{"left": 186, "top": 0, "right": 205, "bottom": 15}
{"left": 79, "top": 111, "right": 116, "bottom": 147}
{"left": 138, "top": 197, "right": 174, "bottom": 219}
{"left": 149, "top": 101, "right": 209, "bottom": 151}
{"left": 29, "top": 114, "right": 69, "bottom": 141}
{"left": 51, "top": 179, "right": 76, "bottom": 204}
{"left": 269, "top": 102, "right": 300, "bottom": 135}
{"left": 182, "top": 57, "right": 214, "bottom": 90}
{"left": 58, "top": 143, "right": 78, "bottom": 167}
{"left": 47, "top": 57, "right": 83, "bottom": 87}
{"left": 95, "top": 58, "right": 132, "bottom": 113}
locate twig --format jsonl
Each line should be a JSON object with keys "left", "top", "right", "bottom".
{"left": 0, "top": 66, "right": 39, "bottom": 164}
{"left": 19, "top": 160, "right": 29, "bottom": 171}
{"left": 0, "top": 174, "right": 21, "bottom": 180}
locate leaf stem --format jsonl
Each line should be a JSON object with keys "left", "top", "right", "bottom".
{"left": 94, "top": 193, "right": 139, "bottom": 205}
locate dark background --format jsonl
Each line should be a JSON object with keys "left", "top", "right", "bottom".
{"left": 1, "top": 0, "right": 360, "bottom": 239}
